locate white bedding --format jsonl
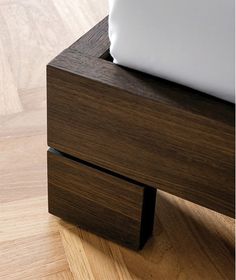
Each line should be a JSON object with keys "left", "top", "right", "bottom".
{"left": 109, "top": 0, "right": 235, "bottom": 103}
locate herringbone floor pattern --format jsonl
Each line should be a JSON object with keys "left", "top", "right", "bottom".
{"left": 0, "top": 1, "right": 234, "bottom": 279}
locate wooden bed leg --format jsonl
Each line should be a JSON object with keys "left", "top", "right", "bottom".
{"left": 47, "top": 148, "right": 156, "bottom": 250}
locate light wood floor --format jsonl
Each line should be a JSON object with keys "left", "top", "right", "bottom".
{"left": 0, "top": 1, "right": 234, "bottom": 279}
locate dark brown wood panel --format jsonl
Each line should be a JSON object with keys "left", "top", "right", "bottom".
{"left": 47, "top": 148, "right": 156, "bottom": 250}
{"left": 47, "top": 66, "right": 234, "bottom": 218}
{"left": 47, "top": 17, "right": 235, "bottom": 218}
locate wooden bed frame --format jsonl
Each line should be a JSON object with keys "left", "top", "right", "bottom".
{"left": 47, "top": 17, "right": 235, "bottom": 250}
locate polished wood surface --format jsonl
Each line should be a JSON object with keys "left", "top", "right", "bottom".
{"left": 48, "top": 148, "right": 156, "bottom": 250}
{"left": 48, "top": 18, "right": 234, "bottom": 217}
{"left": 0, "top": 1, "right": 234, "bottom": 279}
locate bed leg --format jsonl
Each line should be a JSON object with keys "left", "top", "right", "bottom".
{"left": 47, "top": 148, "right": 156, "bottom": 250}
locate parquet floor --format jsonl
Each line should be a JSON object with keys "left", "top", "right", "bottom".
{"left": 0, "top": 1, "right": 234, "bottom": 279}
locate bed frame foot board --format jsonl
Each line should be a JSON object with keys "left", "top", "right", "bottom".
{"left": 47, "top": 17, "right": 235, "bottom": 250}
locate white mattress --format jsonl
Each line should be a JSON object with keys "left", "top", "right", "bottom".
{"left": 109, "top": 0, "right": 235, "bottom": 103}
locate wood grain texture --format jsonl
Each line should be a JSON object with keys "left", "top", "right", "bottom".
{"left": 48, "top": 148, "right": 156, "bottom": 250}
{"left": 0, "top": 40, "right": 22, "bottom": 115}
{"left": 47, "top": 18, "right": 235, "bottom": 217}
{"left": 0, "top": 1, "right": 234, "bottom": 279}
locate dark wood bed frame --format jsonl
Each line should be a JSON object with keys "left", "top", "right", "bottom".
{"left": 47, "top": 17, "right": 235, "bottom": 250}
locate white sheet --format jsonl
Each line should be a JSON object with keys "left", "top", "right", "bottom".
{"left": 109, "top": 0, "right": 235, "bottom": 103}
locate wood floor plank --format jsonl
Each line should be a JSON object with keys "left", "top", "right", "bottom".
{"left": 0, "top": 110, "right": 46, "bottom": 139}
{"left": 0, "top": 0, "right": 72, "bottom": 90}
{"left": 0, "top": 232, "right": 70, "bottom": 280}
{"left": 0, "top": 135, "right": 47, "bottom": 202}
{"left": 0, "top": 40, "right": 22, "bottom": 116}
{"left": 19, "top": 87, "right": 46, "bottom": 111}
{"left": 42, "top": 270, "right": 74, "bottom": 280}
{"left": 52, "top": 0, "right": 108, "bottom": 40}
{"left": 0, "top": 196, "right": 58, "bottom": 242}
{"left": 74, "top": 228, "right": 133, "bottom": 280}
{"left": 58, "top": 222, "right": 95, "bottom": 280}
{"left": 156, "top": 191, "right": 234, "bottom": 280}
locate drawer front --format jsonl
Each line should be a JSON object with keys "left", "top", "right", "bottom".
{"left": 47, "top": 149, "right": 156, "bottom": 249}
